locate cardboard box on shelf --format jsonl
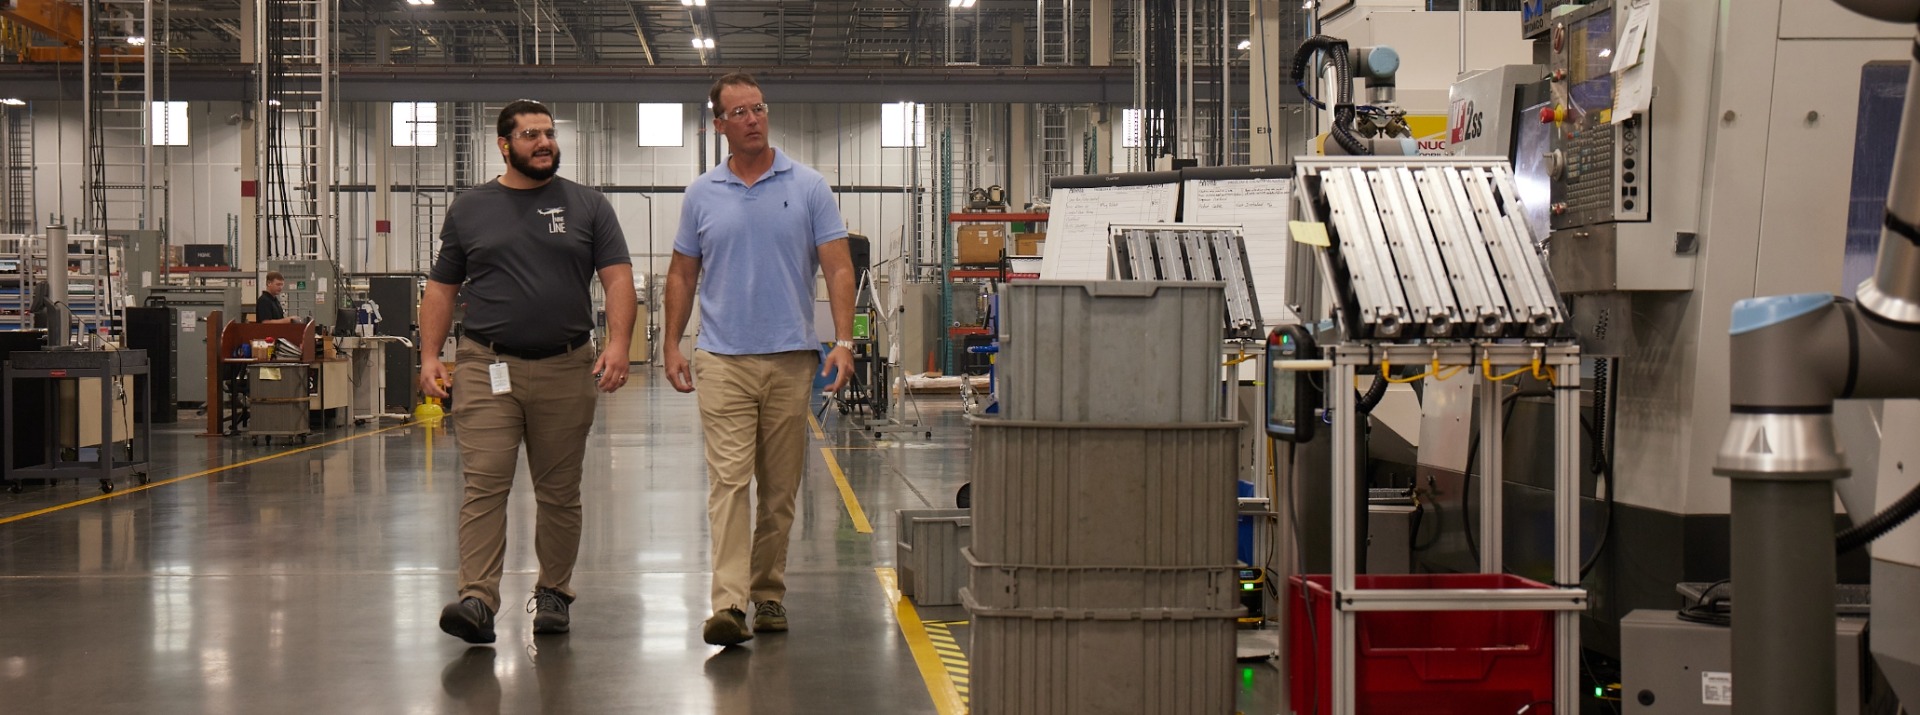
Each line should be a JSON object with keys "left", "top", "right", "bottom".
{"left": 956, "top": 225, "right": 1008, "bottom": 265}
{"left": 1014, "top": 233, "right": 1046, "bottom": 256}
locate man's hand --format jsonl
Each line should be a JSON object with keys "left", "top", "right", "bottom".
{"left": 420, "top": 357, "right": 451, "bottom": 399}
{"left": 594, "top": 344, "right": 631, "bottom": 393}
{"left": 663, "top": 347, "right": 695, "bottom": 393}
{"left": 822, "top": 346, "right": 854, "bottom": 393}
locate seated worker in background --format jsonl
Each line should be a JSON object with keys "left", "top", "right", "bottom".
{"left": 256, "top": 271, "right": 300, "bottom": 324}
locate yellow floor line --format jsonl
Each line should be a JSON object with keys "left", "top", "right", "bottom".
{"left": 0, "top": 421, "right": 422, "bottom": 527}
{"left": 820, "top": 446, "right": 873, "bottom": 534}
{"left": 806, "top": 412, "right": 826, "bottom": 440}
{"left": 877, "top": 568, "right": 968, "bottom": 715}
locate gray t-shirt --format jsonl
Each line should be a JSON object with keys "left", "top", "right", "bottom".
{"left": 430, "top": 177, "right": 631, "bottom": 348}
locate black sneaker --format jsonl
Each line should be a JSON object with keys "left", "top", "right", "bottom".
{"left": 528, "top": 588, "right": 571, "bottom": 635}
{"left": 753, "top": 601, "right": 788, "bottom": 633}
{"left": 440, "top": 597, "right": 497, "bottom": 644}
{"left": 702, "top": 608, "right": 753, "bottom": 646}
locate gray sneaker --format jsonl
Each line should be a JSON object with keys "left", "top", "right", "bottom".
{"left": 702, "top": 608, "right": 753, "bottom": 646}
{"left": 439, "top": 597, "right": 497, "bottom": 644}
{"left": 753, "top": 601, "right": 788, "bottom": 633}
{"left": 527, "top": 588, "right": 571, "bottom": 635}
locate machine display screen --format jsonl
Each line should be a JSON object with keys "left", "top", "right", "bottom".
{"left": 1269, "top": 360, "right": 1297, "bottom": 432}
{"left": 1513, "top": 99, "right": 1557, "bottom": 238}
{"left": 1569, "top": 10, "right": 1614, "bottom": 115}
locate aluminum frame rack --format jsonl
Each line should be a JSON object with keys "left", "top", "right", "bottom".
{"left": 1109, "top": 223, "right": 1265, "bottom": 338}
{"left": 1295, "top": 157, "right": 1565, "bottom": 342}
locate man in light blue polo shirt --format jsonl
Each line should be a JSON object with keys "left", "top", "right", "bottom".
{"left": 663, "top": 72, "right": 857, "bottom": 647}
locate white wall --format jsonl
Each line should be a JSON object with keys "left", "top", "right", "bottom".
{"left": 26, "top": 100, "right": 248, "bottom": 247}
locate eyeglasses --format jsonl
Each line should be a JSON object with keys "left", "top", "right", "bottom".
{"left": 511, "top": 128, "right": 557, "bottom": 141}
{"left": 720, "top": 103, "right": 769, "bottom": 121}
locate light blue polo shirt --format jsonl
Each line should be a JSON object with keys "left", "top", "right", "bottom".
{"left": 674, "top": 148, "right": 848, "bottom": 356}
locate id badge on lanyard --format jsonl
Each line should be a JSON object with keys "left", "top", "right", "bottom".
{"left": 489, "top": 361, "right": 512, "bottom": 395}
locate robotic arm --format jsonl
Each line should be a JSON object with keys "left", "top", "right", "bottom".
{"left": 1713, "top": 3, "right": 1920, "bottom": 713}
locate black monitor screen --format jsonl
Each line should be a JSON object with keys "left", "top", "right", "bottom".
{"left": 1569, "top": 10, "right": 1614, "bottom": 116}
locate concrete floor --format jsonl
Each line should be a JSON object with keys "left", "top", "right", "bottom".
{"left": 0, "top": 371, "right": 1284, "bottom": 714}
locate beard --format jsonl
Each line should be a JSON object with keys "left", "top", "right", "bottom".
{"left": 509, "top": 144, "right": 561, "bottom": 181}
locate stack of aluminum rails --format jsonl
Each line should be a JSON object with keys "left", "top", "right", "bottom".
{"left": 1295, "top": 156, "right": 1565, "bottom": 343}
{"left": 966, "top": 280, "right": 1245, "bottom": 715}
{"left": 1109, "top": 224, "right": 1265, "bottom": 339}
{"left": 1289, "top": 156, "right": 1584, "bottom": 715}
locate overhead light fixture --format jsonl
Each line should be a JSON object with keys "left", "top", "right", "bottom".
{"left": 405, "top": 0, "right": 434, "bottom": 5}
{"left": 0, "top": 98, "right": 24, "bottom": 106}
{"left": 949, "top": 0, "right": 976, "bottom": 7}
{"left": 681, "top": 0, "right": 705, "bottom": 5}
{"left": 127, "top": 35, "right": 147, "bottom": 46}
{"left": 704, "top": 37, "right": 715, "bottom": 48}
{"left": 1236, "top": 39, "right": 1251, "bottom": 50}
{"left": 692, "top": 37, "right": 714, "bottom": 49}
{"left": 268, "top": 99, "right": 283, "bottom": 106}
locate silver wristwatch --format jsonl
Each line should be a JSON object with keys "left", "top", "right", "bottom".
{"left": 834, "top": 340, "right": 854, "bottom": 350}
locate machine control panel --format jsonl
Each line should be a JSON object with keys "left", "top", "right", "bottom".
{"left": 1545, "top": 0, "right": 1650, "bottom": 231}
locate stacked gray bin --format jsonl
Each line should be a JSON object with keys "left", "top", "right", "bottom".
{"left": 895, "top": 508, "right": 971, "bottom": 606}
{"left": 964, "top": 281, "right": 1244, "bottom": 715}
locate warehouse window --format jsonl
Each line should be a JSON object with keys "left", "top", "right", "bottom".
{"left": 393, "top": 101, "right": 438, "bottom": 147}
{"left": 637, "top": 103, "right": 683, "bottom": 147}
{"left": 881, "top": 102, "right": 926, "bottom": 148}
{"left": 150, "top": 101, "right": 188, "bottom": 146}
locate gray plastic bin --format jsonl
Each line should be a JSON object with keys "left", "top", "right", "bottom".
{"left": 998, "top": 281, "right": 1223, "bottom": 423}
{"left": 894, "top": 508, "right": 971, "bottom": 605}
{"left": 970, "top": 418, "right": 1239, "bottom": 567}
{"left": 964, "top": 547, "right": 1238, "bottom": 612}
{"left": 963, "top": 588, "right": 1241, "bottom": 715}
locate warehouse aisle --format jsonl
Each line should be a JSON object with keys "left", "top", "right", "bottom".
{"left": 0, "top": 371, "right": 976, "bottom": 714}
{"left": 0, "top": 373, "right": 1287, "bottom": 714}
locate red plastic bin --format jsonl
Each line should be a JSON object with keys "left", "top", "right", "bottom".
{"left": 1287, "top": 574, "right": 1556, "bottom": 715}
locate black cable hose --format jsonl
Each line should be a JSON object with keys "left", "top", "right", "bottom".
{"left": 1355, "top": 373, "right": 1387, "bottom": 414}
{"left": 1289, "top": 35, "right": 1371, "bottom": 156}
{"left": 1580, "top": 358, "right": 1617, "bottom": 579}
{"left": 1838, "top": 478, "right": 1920, "bottom": 554}
{"left": 1458, "top": 389, "right": 1614, "bottom": 579}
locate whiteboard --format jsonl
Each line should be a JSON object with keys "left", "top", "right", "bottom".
{"left": 1181, "top": 174, "right": 1296, "bottom": 325}
{"left": 1038, "top": 181, "right": 1181, "bottom": 279}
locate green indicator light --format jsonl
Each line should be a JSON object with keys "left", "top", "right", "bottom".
{"left": 1243, "top": 583, "right": 1257, "bottom": 591}
{"left": 1594, "top": 687, "right": 1604, "bottom": 698}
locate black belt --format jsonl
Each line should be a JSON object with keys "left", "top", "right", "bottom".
{"left": 465, "top": 331, "right": 591, "bottom": 360}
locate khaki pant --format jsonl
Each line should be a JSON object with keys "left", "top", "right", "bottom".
{"left": 451, "top": 336, "right": 599, "bottom": 610}
{"left": 693, "top": 349, "right": 817, "bottom": 613}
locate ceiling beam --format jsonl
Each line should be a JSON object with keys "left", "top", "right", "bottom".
{"left": 0, "top": 63, "right": 1132, "bottom": 104}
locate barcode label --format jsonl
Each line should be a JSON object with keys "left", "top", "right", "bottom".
{"left": 1702, "top": 671, "right": 1733, "bottom": 706}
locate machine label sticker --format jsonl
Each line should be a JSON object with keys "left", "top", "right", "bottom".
{"left": 181, "top": 310, "right": 197, "bottom": 332}
{"left": 1702, "top": 671, "right": 1732, "bottom": 705}
{"left": 489, "top": 362, "right": 512, "bottom": 395}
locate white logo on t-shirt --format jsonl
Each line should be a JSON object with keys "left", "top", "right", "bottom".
{"left": 539, "top": 207, "right": 567, "bottom": 235}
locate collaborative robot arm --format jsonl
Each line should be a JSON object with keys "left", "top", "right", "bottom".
{"left": 1711, "top": 2, "right": 1920, "bottom": 713}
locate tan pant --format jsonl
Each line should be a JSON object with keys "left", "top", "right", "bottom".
{"left": 693, "top": 349, "right": 817, "bottom": 613}
{"left": 451, "top": 336, "right": 599, "bottom": 611}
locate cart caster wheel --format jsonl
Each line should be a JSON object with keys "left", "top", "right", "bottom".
{"left": 925, "top": 432, "right": 933, "bottom": 439}
{"left": 956, "top": 482, "right": 972, "bottom": 508}
{"left": 100, "top": 481, "right": 115, "bottom": 494}
{"left": 873, "top": 432, "right": 883, "bottom": 440}
{"left": 5, "top": 482, "right": 21, "bottom": 494}
{"left": 136, "top": 473, "right": 150, "bottom": 485}
{"left": 299, "top": 435, "right": 308, "bottom": 444}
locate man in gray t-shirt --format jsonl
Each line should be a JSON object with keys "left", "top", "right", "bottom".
{"left": 421, "top": 99, "right": 635, "bottom": 644}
